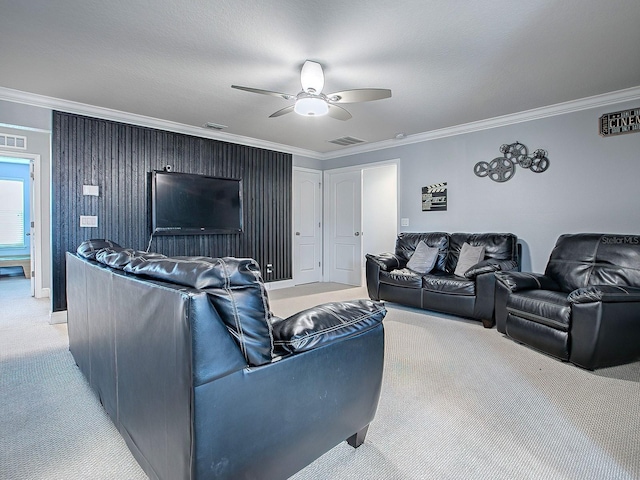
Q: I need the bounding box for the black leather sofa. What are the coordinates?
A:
[495,233,640,369]
[66,240,387,480]
[366,232,519,327]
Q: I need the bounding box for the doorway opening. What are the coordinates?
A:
[324,160,398,286]
[0,153,41,296]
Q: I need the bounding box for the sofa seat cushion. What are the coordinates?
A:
[422,272,475,296]
[506,289,571,332]
[379,268,423,288]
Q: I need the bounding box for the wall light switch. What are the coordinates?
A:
[80,215,98,228]
[401,218,409,227]
[83,185,99,196]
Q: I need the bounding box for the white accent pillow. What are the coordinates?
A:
[454,242,486,277]
[406,241,439,274]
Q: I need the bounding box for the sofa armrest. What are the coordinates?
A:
[464,259,519,279]
[272,299,386,354]
[495,271,560,292]
[365,252,404,271]
[568,285,640,304]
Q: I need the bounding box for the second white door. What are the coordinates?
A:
[325,169,362,285]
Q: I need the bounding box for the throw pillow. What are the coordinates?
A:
[454,242,486,277]
[406,240,439,274]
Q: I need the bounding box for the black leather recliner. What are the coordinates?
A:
[495,233,640,369]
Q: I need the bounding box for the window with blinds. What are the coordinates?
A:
[0,179,25,248]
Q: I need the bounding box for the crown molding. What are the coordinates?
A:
[319,85,640,160]
[2,85,639,161]
[0,86,320,158]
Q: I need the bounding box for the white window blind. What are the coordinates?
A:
[0,179,25,248]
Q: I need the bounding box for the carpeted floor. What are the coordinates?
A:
[1,277,639,479]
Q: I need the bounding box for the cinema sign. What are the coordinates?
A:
[599,107,640,137]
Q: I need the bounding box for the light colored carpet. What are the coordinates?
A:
[1,278,639,479]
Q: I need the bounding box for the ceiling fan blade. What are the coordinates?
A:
[231,85,294,100]
[326,104,352,121]
[326,88,392,103]
[269,105,295,118]
[300,60,325,94]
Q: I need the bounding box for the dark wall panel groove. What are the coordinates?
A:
[52,111,291,311]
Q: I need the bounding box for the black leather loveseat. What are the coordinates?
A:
[366,232,519,327]
[495,233,640,369]
[66,240,387,480]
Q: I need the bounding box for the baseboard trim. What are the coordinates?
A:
[36,287,50,299]
[49,310,67,325]
[265,279,296,290]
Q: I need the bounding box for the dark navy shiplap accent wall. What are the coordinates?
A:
[52,111,292,311]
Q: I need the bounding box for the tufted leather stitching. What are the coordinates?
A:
[506,306,568,331]
[219,258,248,361]
[249,262,275,360]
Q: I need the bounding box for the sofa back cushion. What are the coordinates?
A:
[448,233,518,274]
[77,239,276,367]
[124,256,276,366]
[545,233,640,292]
[77,239,122,260]
[395,233,449,272]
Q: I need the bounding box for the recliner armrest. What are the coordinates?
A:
[495,271,560,292]
[272,299,386,354]
[568,285,640,304]
[464,259,519,279]
[365,253,404,271]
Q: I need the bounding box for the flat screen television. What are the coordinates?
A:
[151,171,243,235]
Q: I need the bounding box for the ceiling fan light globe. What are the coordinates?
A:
[294,97,329,116]
[300,60,325,94]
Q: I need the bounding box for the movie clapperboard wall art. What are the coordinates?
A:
[422,182,447,211]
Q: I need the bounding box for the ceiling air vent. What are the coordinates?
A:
[0,133,27,150]
[328,136,366,146]
[203,122,228,130]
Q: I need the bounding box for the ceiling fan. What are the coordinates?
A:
[231,60,391,120]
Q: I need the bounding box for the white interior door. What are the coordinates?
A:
[325,169,362,285]
[293,168,322,284]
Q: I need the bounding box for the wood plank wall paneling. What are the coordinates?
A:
[52,111,292,312]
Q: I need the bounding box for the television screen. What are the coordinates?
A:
[151,171,243,235]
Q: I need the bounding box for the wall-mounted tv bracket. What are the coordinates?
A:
[474,142,550,182]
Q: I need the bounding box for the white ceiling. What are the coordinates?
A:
[1,0,639,157]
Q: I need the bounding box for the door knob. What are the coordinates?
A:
[354,232,360,236]
[295,232,301,235]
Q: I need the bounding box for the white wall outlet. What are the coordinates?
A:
[80,215,98,228]
[82,185,99,196]
[401,218,409,227]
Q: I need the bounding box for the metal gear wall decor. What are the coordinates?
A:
[474,142,550,183]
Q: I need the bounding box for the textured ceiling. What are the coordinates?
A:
[1,0,639,156]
